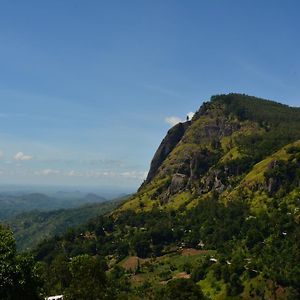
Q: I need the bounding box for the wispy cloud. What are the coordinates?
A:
[34,169,61,176]
[36,156,123,167]
[120,171,147,180]
[14,152,33,161]
[234,57,299,92]
[144,84,182,98]
[164,111,195,126]
[65,170,147,180]
[67,170,78,177]
[32,169,147,180]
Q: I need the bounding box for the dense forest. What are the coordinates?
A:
[7,199,121,250]
[1,94,300,299]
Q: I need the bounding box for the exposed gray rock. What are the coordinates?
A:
[267,177,280,194]
[214,176,226,193]
[266,160,281,194]
[144,122,191,184]
[169,173,188,195]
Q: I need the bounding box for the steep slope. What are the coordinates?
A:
[144,121,191,184]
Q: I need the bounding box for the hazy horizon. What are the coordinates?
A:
[0,182,133,199]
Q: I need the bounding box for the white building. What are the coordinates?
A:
[45,295,63,300]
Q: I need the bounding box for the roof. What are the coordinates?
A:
[45,295,63,300]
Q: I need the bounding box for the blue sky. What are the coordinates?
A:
[0,0,299,191]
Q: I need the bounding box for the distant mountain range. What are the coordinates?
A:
[0,192,106,220]
[7,199,123,250]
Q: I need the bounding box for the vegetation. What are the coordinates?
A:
[0,225,42,299]
[32,188,299,298]
[7,200,121,250]
[1,94,300,299]
[0,192,106,220]
[154,279,205,299]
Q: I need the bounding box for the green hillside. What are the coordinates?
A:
[4,94,299,299]
[7,200,121,251]
[121,93,300,212]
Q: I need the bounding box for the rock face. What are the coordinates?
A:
[145,121,191,184]
[214,175,226,193]
[169,173,188,195]
[266,160,281,194]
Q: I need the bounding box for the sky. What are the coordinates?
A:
[0,0,299,191]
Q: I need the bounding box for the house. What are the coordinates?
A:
[45,295,63,300]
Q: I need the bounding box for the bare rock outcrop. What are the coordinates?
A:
[144,122,191,184]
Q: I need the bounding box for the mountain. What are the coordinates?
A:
[0,193,60,219]
[7,199,121,251]
[83,193,106,203]
[0,192,107,220]
[121,93,300,212]
[32,94,300,299]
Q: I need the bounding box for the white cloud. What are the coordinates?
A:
[164,111,195,126]
[144,84,182,98]
[187,111,195,120]
[35,169,60,176]
[86,171,116,178]
[165,116,183,126]
[14,152,33,161]
[64,170,147,180]
[66,170,82,177]
[120,171,147,180]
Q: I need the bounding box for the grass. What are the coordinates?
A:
[220,147,241,163]
[199,270,227,300]
[167,191,192,210]
[117,249,215,288]
[118,177,171,212]
[243,140,300,187]
[219,139,300,210]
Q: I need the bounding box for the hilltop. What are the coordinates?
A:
[121,93,300,212]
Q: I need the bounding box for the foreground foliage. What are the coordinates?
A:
[0,225,42,300]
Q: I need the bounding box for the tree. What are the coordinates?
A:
[42,255,71,295]
[64,255,108,300]
[227,273,243,296]
[0,225,42,300]
[155,279,205,300]
[132,233,151,258]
